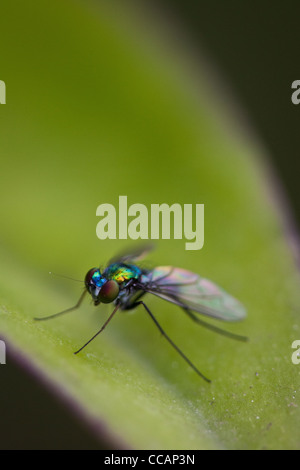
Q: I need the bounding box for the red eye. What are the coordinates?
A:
[85,268,99,289]
[98,280,119,303]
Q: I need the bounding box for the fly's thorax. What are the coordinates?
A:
[103,263,142,284]
[118,288,145,309]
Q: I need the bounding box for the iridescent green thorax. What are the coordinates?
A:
[103,263,142,284]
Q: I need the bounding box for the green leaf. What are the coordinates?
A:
[0,0,299,449]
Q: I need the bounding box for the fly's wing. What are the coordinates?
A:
[143,266,246,322]
[108,244,155,265]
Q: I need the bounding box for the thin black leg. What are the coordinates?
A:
[134,301,211,383]
[34,290,87,321]
[74,303,120,355]
[183,308,248,342]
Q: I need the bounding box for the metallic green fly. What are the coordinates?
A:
[35,246,247,382]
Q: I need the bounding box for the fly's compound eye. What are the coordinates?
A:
[98,280,119,304]
[85,268,97,289]
[85,268,101,289]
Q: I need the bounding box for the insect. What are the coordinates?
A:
[35,246,247,382]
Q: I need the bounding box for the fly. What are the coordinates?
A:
[35,246,247,382]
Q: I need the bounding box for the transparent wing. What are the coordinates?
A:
[143,266,246,322]
[108,244,155,265]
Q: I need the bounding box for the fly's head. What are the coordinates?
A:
[85,268,119,306]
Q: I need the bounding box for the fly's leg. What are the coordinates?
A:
[182,308,248,342]
[133,301,211,383]
[34,290,87,321]
[74,303,120,355]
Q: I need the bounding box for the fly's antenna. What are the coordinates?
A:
[49,272,84,283]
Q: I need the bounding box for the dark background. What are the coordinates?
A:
[152,0,300,233]
[2,0,300,449]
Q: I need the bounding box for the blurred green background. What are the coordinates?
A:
[155,0,300,242]
[0,0,300,449]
